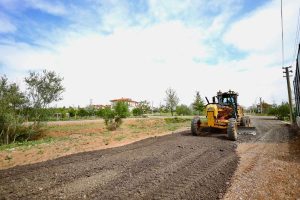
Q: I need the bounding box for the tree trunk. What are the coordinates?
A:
[6,126,10,144]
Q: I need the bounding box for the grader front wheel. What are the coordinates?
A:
[227,118,237,141]
[191,117,202,136]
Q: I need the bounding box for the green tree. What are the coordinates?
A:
[192,91,205,115]
[267,102,290,120]
[25,70,65,121]
[114,101,130,118]
[132,107,143,116]
[68,107,78,118]
[165,88,179,116]
[102,102,129,131]
[137,100,151,114]
[0,76,27,144]
[102,107,115,125]
[77,108,89,117]
[277,102,290,120]
[176,104,192,116]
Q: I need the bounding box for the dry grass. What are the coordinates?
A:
[0,118,190,170]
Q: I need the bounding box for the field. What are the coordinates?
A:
[0,117,191,170]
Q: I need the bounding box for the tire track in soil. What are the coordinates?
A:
[89,148,213,200]
[0,131,239,200]
[224,116,300,200]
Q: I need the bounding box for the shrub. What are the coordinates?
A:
[132,108,143,116]
[102,102,130,131]
[267,102,290,120]
[77,108,89,117]
[114,101,130,118]
[176,104,192,116]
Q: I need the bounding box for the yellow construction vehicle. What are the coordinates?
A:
[191,90,250,141]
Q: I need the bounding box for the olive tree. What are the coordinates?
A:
[165,88,179,116]
[0,76,27,144]
[25,70,65,122]
[138,100,151,114]
[103,102,129,131]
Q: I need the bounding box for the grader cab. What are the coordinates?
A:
[191,90,250,141]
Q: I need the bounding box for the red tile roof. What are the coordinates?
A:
[110,98,138,103]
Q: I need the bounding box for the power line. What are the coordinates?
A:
[281,0,285,68]
[290,8,300,67]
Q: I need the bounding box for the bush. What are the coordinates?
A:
[102,102,130,131]
[132,108,143,116]
[176,104,192,116]
[68,107,77,118]
[267,102,290,120]
[114,101,130,118]
[77,108,89,117]
[102,107,123,131]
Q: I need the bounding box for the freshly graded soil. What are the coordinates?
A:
[1,116,298,199]
[0,129,238,199]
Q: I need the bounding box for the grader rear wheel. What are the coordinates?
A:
[191,117,202,136]
[227,118,237,141]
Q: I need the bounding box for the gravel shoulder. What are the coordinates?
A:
[224,116,300,199]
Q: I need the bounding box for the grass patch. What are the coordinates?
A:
[47,123,101,132]
[37,150,44,155]
[0,137,69,151]
[4,155,12,161]
[164,117,191,124]
[166,124,178,131]
[103,138,110,145]
[114,135,127,141]
[63,147,71,152]
[87,132,98,137]
[101,131,111,138]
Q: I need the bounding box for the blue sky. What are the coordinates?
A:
[0,0,299,107]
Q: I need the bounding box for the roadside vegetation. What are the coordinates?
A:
[0,117,191,169]
[248,102,291,120]
[1,69,205,149]
[0,70,64,145]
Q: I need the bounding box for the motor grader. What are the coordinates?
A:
[191,90,250,141]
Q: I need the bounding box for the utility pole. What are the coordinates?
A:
[283,66,294,123]
[259,97,263,114]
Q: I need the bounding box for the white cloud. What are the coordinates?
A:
[0,0,298,108]
[25,0,67,16]
[223,0,299,63]
[0,13,16,33]
[0,0,67,16]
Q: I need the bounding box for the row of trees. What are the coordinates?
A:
[164,88,205,116]
[247,102,291,120]
[0,70,206,144]
[37,89,205,119]
[0,70,64,144]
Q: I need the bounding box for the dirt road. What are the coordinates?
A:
[0,117,298,199]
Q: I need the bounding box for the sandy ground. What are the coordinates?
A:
[224,117,300,200]
[0,118,189,170]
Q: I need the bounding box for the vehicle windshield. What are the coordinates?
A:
[221,96,235,105]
